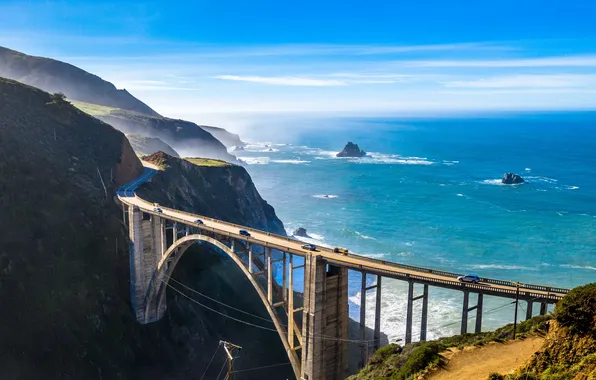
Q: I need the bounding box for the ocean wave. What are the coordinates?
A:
[471,264,538,271]
[355,231,376,240]
[238,156,269,165]
[456,193,464,197]
[566,185,579,190]
[405,241,415,246]
[243,148,280,153]
[561,264,596,271]
[525,176,558,183]
[312,194,339,199]
[525,168,532,171]
[270,159,309,164]
[482,179,504,185]
[443,160,460,166]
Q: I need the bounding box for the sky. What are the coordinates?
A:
[1,0,596,124]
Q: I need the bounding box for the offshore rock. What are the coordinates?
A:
[337,142,366,158]
[293,227,311,238]
[502,172,525,184]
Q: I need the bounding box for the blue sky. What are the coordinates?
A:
[1,0,596,123]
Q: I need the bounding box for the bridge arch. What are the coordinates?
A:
[144,234,301,379]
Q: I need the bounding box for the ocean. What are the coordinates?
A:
[232,112,596,343]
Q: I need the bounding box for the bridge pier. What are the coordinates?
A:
[540,302,548,316]
[526,301,533,320]
[405,281,430,344]
[461,292,484,334]
[301,256,349,380]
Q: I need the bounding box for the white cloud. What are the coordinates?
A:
[443,74,596,88]
[213,75,347,86]
[408,55,596,67]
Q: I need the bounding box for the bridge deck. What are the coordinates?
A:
[120,195,568,303]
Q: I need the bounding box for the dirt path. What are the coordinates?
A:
[428,337,544,380]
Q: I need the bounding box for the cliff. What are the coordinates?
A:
[200,125,245,147]
[0,46,159,116]
[138,152,285,234]
[72,101,237,162]
[0,78,295,379]
[126,133,180,158]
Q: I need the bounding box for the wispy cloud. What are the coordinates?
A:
[213,75,347,86]
[408,55,596,67]
[443,74,596,88]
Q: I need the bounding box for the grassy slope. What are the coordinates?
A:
[185,157,235,167]
[349,316,551,380]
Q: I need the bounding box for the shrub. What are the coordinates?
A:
[487,373,505,380]
[393,341,443,379]
[555,283,596,336]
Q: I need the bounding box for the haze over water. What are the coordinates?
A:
[235,112,596,342]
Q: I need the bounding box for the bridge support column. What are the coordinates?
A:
[128,206,164,323]
[374,275,382,350]
[172,222,177,243]
[475,294,483,334]
[539,302,548,316]
[420,284,429,341]
[461,291,470,334]
[248,243,253,273]
[406,280,414,344]
[301,257,349,380]
[526,301,533,320]
[360,273,368,365]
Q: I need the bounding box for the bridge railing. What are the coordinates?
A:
[120,195,570,297]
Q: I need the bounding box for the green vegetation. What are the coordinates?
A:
[71,100,120,116]
[554,282,596,337]
[503,283,596,380]
[185,157,235,167]
[349,316,550,380]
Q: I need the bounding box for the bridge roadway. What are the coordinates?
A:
[121,194,568,302]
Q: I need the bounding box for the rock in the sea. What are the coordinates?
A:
[293,227,311,238]
[336,142,366,158]
[502,172,525,184]
[232,145,244,151]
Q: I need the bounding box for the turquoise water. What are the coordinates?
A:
[235,112,596,341]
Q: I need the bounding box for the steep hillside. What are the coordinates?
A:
[0,46,159,116]
[138,152,285,234]
[126,133,180,158]
[0,77,296,379]
[72,101,237,162]
[200,124,245,147]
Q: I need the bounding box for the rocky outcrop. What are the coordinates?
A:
[502,173,525,184]
[293,227,311,238]
[232,145,245,151]
[126,133,180,158]
[337,142,366,158]
[0,46,160,116]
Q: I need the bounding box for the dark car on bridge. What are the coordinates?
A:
[457,274,481,283]
[239,229,251,237]
[194,219,204,225]
[302,243,317,251]
[153,207,163,213]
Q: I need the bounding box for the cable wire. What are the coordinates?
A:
[161,273,275,324]
[199,342,221,380]
[231,362,291,373]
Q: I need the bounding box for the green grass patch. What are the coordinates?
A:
[185,158,234,167]
[71,100,120,116]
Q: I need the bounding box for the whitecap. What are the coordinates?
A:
[237,157,269,165]
[525,176,558,183]
[561,264,596,271]
[482,179,504,185]
[355,231,376,240]
[471,264,538,271]
[456,193,464,197]
[405,242,415,247]
[270,159,309,164]
[566,186,579,190]
[525,168,531,171]
[312,194,339,199]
